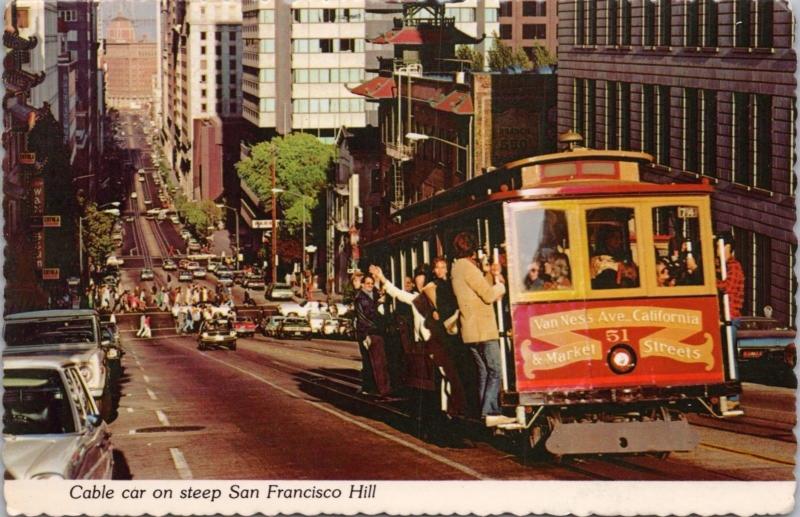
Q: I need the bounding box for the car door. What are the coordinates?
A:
[64,368,113,479]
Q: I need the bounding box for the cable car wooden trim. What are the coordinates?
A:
[502,149,655,171]
[489,182,714,203]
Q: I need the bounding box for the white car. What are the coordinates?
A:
[277,300,328,318]
[4,310,109,406]
[170,215,180,224]
[105,255,124,267]
[3,356,114,480]
[192,268,207,279]
[308,312,333,335]
[130,192,138,200]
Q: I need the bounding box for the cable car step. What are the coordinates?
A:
[545,418,699,455]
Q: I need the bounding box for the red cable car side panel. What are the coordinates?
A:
[512,296,726,392]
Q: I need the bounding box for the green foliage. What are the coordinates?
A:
[532,44,557,67]
[174,195,221,237]
[82,204,116,268]
[487,33,533,71]
[455,45,485,71]
[235,133,334,232]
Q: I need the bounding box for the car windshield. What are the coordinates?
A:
[5,318,97,347]
[285,318,306,325]
[3,369,75,434]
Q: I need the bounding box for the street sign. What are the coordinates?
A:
[251,219,278,229]
[42,268,60,280]
[43,215,61,227]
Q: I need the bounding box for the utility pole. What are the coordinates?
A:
[271,154,277,285]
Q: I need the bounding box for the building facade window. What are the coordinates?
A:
[522,24,546,39]
[684,88,700,172]
[259,9,275,23]
[260,68,275,82]
[704,0,718,46]
[500,1,513,17]
[642,84,656,155]
[607,0,618,46]
[445,7,476,22]
[733,92,752,184]
[574,78,585,137]
[371,168,381,194]
[659,0,671,46]
[686,0,700,46]
[756,0,774,47]
[587,79,596,148]
[606,81,618,149]
[657,85,670,165]
[735,0,752,47]
[485,8,499,22]
[754,94,773,190]
[500,24,512,39]
[576,0,585,45]
[621,82,631,149]
[523,1,546,16]
[260,39,275,53]
[260,98,275,112]
[644,1,656,46]
[702,90,717,177]
[790,102,797,195]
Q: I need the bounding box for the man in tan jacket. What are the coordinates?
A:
[450,231,515,427]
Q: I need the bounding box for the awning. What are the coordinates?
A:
[348,75,395,100]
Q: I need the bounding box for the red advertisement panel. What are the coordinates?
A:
[512,296,725,392]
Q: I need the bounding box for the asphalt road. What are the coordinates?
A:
[106,330,796,481]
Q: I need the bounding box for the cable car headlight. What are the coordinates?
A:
[607,344,637,374]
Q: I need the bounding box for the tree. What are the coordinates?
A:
[82,204,116,270]
[455,45,485,71]
[532,44,557,68]
[174,194,221,238]
[235,133,334,232]
[487,33,533,71]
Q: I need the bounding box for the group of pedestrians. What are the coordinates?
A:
[88,281,237,315]
[171,301,235,335]
[354,230,514,427]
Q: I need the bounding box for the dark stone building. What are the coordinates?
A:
[557,0,796,327]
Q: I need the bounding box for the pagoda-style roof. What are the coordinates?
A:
[368,24,481,46]
[347,75,396,100]
[430,89,473,115]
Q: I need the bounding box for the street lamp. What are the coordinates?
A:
[216,204,240,269]
[271,188,313,297]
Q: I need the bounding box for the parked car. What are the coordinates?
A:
[170,214,180,224]
[140,268,155,281]
[198,319,237,351]
[105,255,124,267]
[277,300,328,318]
[207,259,221,273]
[100,321,124,370]
[261,316,285,337]
[234,318,257,338]
[192,268,207,279]
[322,316,341,337]
[185,261,200,271]
[267,282,294,301]
[736,316,796,385]
[232,270,247,285]
[243,274,265,290]
[308,312,333,335]
[3,356,114,480]
[130,192,138,200]
[217,271,234,287]
[162,258,177,271]
[187,240,201,252]
[277,317,312,340]
[178,269,193,282]
[4,310,110,414]
[180,230,192,240]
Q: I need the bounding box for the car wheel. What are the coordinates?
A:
[198,343,205,351]
[230,342,237,351]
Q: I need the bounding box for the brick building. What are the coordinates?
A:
[498,0,559,60]
[104,15,157,109]
[556,0,796,326]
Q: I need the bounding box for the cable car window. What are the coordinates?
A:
[514,209,572,291]
[652,205,704,286]
[587,207,640,289]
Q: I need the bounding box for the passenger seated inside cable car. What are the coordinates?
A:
[588,208,639,289]
[519,209,573,292]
